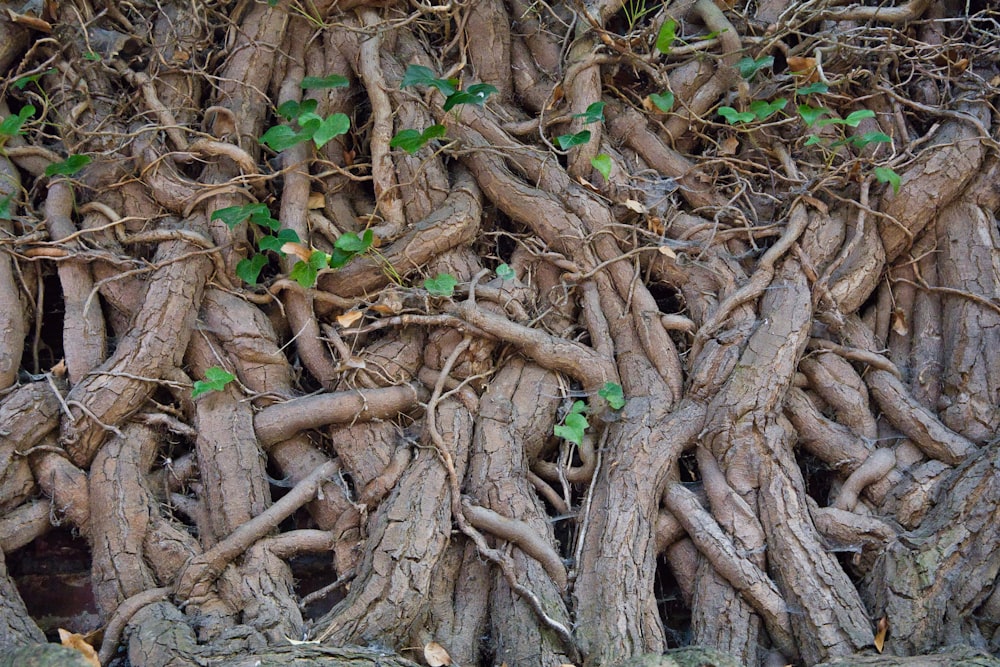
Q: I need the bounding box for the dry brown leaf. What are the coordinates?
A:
[547,84,564,111]
[719,136,740,155]
[58,629,100,667]
[336,310,365,328]
[891,308,908,336]
[424,641,452,666]
[307,192,325,209]
[343,149,356,166]
[622,199,647,214]
[874,616,888,652]
[787,56,818,83]
[802,195,829,214]
[647,216,665,235]
[658,245,677,259]
[280,242,312,263]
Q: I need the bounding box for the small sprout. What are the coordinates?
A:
[267,0,279,5]
[328,229,374,269]
[598,382,626,410]
[717,107,755,124]
[554,400,589,446]
[748,97,786,121]
[390,124,447,154]
[874,166,901,194]
[289,250,330,288]
[192,366,235,398]
[211,203,278,230]
[591,154,613,181]
[796,82,830,95]
[12,70,54,90]
[737,55,774,80]
[83,51,101,61]
[495,263,515,280]
[44,154,91,177]
[648,91,674,112]
[816,109,875,128]
[851,131,892,147]
[0,105,36,137]
[301,74,349,90]
[442,83,498,111]
[424,273,458,297]
[0,194,12,220]
[555,130,591,149]
[236,254,268,285]
[803,135,823,146]
[312,113,350,148]
[573,101,606,124]
[656,19,677,54]
[401,64,457,97]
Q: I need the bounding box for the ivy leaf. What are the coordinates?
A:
[554,400,589,445]
[44,154,91,177]
[816,109,875,128]
[0,105,34,137]
[574,101,606,124]
[335,229,374,253]
[192,366,235,398]
[717,107,755,124]
[301,74,349,89]
[424,273,458,297]
[390,124,447,154]
[400,64,457,97]
[313,113,350,148]
[803,135,823,146]
[495,263,515,280]
[555,130,591,149]
[12,70,54,90]
[656,19,677,54]
[749,97,786,121]
[442,83,498,111]
[267,0,279,5]
[236,253,269,284]
[277,100,302,120]
[290,260,319,288]
[796,82,829,95]
[591,154,613,181]
[260,124,310,151]
[874,166,901,194]
[0,194,13,220]
[258,228,301,253]
[598,382,626,409]
[648,91,674,112]
[797,104,830,127]
[850,131,893,148]
[211,203,271,229]
[84,51,101,61]
[737,55,774,80]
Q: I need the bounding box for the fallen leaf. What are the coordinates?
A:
[280,242,312,263]
[307,192,325,209]
[424,641,452,666]
[647,216,665,235]
[787,55,818,83]
[719,136,740,155]
[802,195,829,214]
[336,310,365,327]
[874,616,888,652]
[622,199,647,214]
[546,83,564,111]
[658,245,677,259]
[891,308,908,336]
[59,629,100,667]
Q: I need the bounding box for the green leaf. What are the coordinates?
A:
[301,74,349,89]
[258,228,301,253]
[308,249,330,269]
[816,109,875,128]
[0,194,12,220]
[591,154,613,181]
[442,83,498,111]
[796,82,829,95]
[12,70,54,90]
[335,229,373,253]
[555,130,591,149]
[803,135,823,146]
[211,203,271,229]
[267,0,279,6]
[797,104,830,127]
[84,51,101,61]
[554,401,589,446]
[424,272,458,297]
[656,19,677,54]
[648,91,675,112]
[290,260,318,288]
[0,105,36,137]
[390,124,446,154]
[44,154,91,177]
[192,366,235,398]
[717,106,755,124]
[850,131,893,148]
[260,124,311,151]
[277,100,301,120]
[236,254,269,284]
[737,55,774,80]
[598,382,626,409]
[874,166,901,194]
[495,263,514,280]
[400,64,457,97]
[313,113,350,148]
[749,97,786,121]
[574,101,606,124]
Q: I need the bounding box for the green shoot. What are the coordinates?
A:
[874,167,901,193]
[591,154,613,180]
[44,155,91,177]
[656,19,677,54]
[495,263,515,280]
[598,382,626,409]
[400,65,497,111]
[554,400,589,446]
[236,254,269,285]
[390,124,447,154]
[424,273,458,297]
[737,55,774,80]
[0,105,36,139]
[574,101,606,124]
[192,366,235,398]
[301,74,349,90]
[717,107,755,124]
[0,194,12,220]
[556,130,591,149]
[796,82,829,96]
[648,91,674,112]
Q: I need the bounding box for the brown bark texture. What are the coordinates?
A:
[0,1,999,666]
